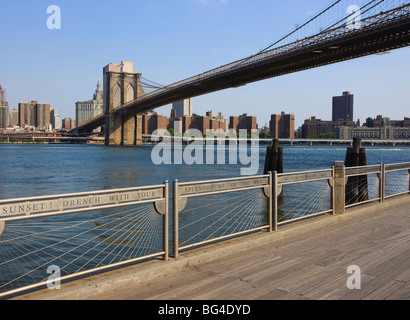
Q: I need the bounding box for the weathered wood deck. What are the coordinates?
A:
[86,196,409,301]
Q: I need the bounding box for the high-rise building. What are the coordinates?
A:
[0,85,8,107]
[270,112,295,139]
[50,109,60,130]
[229,113,257,134]
[172,99,192,118]
[76,80,103,128]
[0,106,9,129]
[18,100,52,129]
[19,101,36,127]
[11,109,19,126]
[332,91,354,122]
[36,103,51,129]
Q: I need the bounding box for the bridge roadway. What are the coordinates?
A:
[17,195,410,300]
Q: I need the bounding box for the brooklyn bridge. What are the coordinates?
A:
[72,0,410,146]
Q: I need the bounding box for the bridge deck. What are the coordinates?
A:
[87,197,409,301]
[16,196,409,300]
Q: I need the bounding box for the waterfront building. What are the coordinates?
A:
[364,115,410,128]
[229,113,257,134]
[142,111,228,136]
[18,100,52,130]
[270,112,295,139]
[142,112,170,135]
[75,80,103,128]
[61,118,75,131]
[336,125,410,140]
[172,99,193,118]
[332,91,354,122]
[301,116,359,138]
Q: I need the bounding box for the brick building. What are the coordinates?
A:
[270,112,295,139]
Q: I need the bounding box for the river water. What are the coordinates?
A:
[0,144,409,199]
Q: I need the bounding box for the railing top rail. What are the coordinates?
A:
[0,184,166,205]
[278,168,333,177]
[277,169,333,185]
[345,164,382,177]
[177,174,270,187]
[385,162,410,172]
[0,184,167,221]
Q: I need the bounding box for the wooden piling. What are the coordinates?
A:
[345,138,369,204]
[264,139,283,174]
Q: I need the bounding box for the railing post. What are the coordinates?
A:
[268,172,273,232]
[333,161,345,214]
[331,165,335,215]
[380,163,385,202]
[173,179,179,258]
[273,171,278,231]
[163,180,169,261]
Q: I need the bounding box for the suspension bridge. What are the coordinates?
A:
[72,0,410,145]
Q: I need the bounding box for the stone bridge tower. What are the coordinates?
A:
[103,61,145,146]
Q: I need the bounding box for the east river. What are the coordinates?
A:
[0,144,409,199]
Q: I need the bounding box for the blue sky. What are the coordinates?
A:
[0,0,409,128]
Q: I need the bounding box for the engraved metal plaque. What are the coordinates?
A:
[278,170,332,185]
[179,177,269,197]
[385,162,410,172]
[345,166,380,176]
[0,187,165,219]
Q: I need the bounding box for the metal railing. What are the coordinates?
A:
[1,161,409,298]
[0,183,169,298]
[173,175,272,258]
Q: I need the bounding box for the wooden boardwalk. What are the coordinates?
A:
[16,196,409,301]
[85,197,409,301]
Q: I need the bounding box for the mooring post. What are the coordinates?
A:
[333,161,346,214]
[345,138,368,204]
[264,139,283,174]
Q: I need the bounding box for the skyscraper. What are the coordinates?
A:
[172,99,192,118]
[0,85,8,107]
[332,91,354,122]
[76,80,103,128]
[0,106,9,129]
[50,109,60,130]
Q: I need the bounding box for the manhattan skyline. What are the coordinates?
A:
[0,0,409,128]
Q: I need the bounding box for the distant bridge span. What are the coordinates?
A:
[73,3,410,138]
